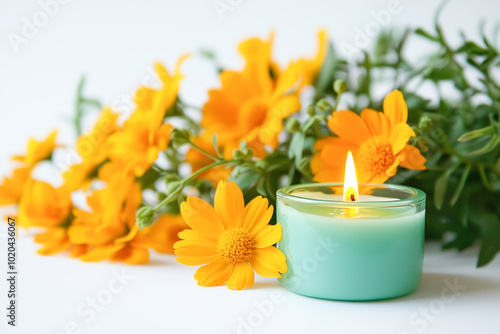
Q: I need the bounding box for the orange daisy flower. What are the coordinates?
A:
[174,181,287,290]
[201,31,326,159]
[312,90,427,183]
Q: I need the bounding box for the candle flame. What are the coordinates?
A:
[343,151,359,202]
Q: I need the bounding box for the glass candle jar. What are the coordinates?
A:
[276,183,426,301]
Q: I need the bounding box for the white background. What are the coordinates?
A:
[1,0,500,333]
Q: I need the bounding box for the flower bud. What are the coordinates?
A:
[171,129,191,148]
[333,79,347,95]
[307,104,315,116]
[285,118,301,132]
[233,148,253,162]
[136,206,155,229]
[315,99,333,113]
[418,116,433,133]
[416,137,431,153]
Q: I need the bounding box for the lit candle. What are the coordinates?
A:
[276,151,426,301]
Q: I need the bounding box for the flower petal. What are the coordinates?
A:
[312,164,346,183]
[178,229,217,242]
[389,123,415,155]
[398,145,427,170]
[328,110,372,144]
[385,159,400,177]
[174,239,218,257]
[320,137,358,167]
[214,181,245,229]
[383,90,408,128]
[253,223,282,248]
[80,244,125,262]
[227,261,255,290]
[361,108,390,137]
[250,247,287,278]
[180,197,224,238]
[112,246,150,265]
[176,254,221,266]
[243,196,273,235]
[194,259,235,287]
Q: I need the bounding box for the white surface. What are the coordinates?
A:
[0,235,499,334]
[1,1,500,333]
[1,0,500,174]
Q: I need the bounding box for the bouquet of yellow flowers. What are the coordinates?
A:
[2,17,499,289]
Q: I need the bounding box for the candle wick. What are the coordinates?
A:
[350,194,356,202]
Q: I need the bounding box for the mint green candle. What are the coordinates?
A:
[277,183,426,301]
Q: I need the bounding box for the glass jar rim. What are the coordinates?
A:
[277,183,426,208]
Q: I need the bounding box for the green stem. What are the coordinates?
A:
[478,165,495,191]
[188,139,222,161]
[178,101,202,111]
[74,78,85,136]
[152,159,235,212]
[333,92,343,111]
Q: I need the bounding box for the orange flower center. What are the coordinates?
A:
[241,100,268,131]
[217,228,255,263]
[358,136,395,175]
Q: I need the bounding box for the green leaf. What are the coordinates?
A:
[468,135,500,156]
[198,49,216,60]
[442,225,478,251]
[294,133,305,169]
[231,165,260,190]
[265,152,291,173]
[313,42,336,99]
[434,163,459,210]
[138,168,162,190]
[457,41,490,56]
[256,177,267,197]
[212,133,222,158]
[449,164,471,206]
[415,28,439,42]
[288,132,305,167]
[470,209,500,267]
[426,60,461,81]
[457,125,496,142]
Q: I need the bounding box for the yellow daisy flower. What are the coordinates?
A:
[79,215,187,265]
[174,181,287,290]
[18,179,72,228]
[34,228,88,257]
[138,214,189,254]
[295,29,328,89]
[63,108,120,190]
[0,166,31,205]
[16,179,86,257]
[1,131,60,206]
[312,90,427,183]
[69,176,141,247]
[12,130,59,166]
[107,56,188,177]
